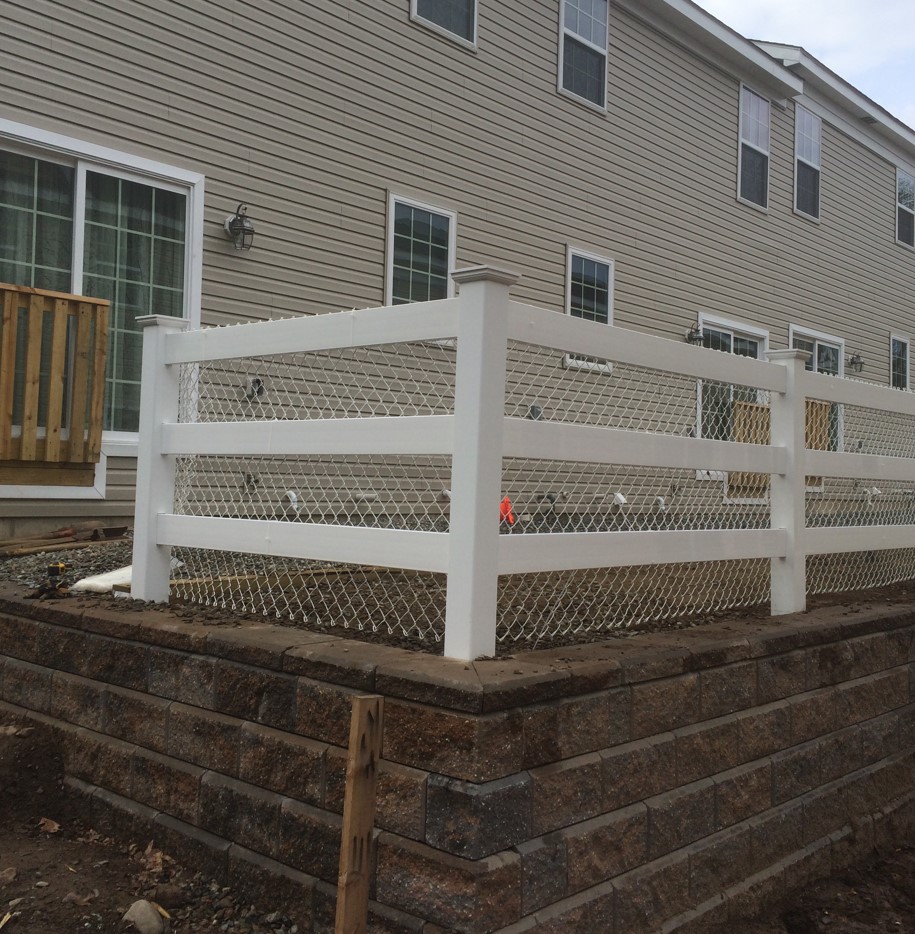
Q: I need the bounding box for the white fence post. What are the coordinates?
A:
[767,349,809,615]
[131,314,184,602]
[444,265,520,660]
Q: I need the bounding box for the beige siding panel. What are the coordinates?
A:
[2,0,915,524]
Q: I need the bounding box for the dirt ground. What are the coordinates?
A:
[0,719,303,932]
[718,842,915,933]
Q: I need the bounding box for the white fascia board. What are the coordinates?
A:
[755,42,915,163]
[616,0,803,100]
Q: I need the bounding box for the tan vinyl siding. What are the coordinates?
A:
[0,455,137,533]
[1,0,914,526]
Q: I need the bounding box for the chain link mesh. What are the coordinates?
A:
[805,394,915,595]
[166,328,915,652]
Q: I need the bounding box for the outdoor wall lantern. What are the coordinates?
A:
[224,203,255,250]
[685,324,704,345]
[846,352,865,374]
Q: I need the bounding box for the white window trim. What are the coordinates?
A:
[563,245,614,373]
[737,84,770,212]
[896,167,915,249]
[410,0,478,50]
[557,0,609,113]
[694,314,769,487]
[793,104,821,222]
[0,454,107,500]
[890,332,910,391]
[0,119,204,498]
[789,323,845,376]
[384,192,457,306]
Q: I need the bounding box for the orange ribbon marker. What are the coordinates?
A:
[500,495,516,526]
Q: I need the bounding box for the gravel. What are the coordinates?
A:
[0,539,136,591]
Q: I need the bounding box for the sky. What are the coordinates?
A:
[698,0,915,130]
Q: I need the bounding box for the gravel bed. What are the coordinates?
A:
[0,540,136,590]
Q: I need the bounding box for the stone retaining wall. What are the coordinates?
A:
[0,586,913,933]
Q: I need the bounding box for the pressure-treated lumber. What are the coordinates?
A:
[335,694,384,934]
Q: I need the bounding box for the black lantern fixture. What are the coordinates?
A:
[685,323,704,345]
[846,352,864,374]
[224,203,255,251]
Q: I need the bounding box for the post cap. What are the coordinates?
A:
[137,314,187,330]
[451,265,522,287]
[766,349,811,364]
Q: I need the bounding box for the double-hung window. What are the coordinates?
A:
[386,195,456,305]
[560,0,608,109]
[411,0,476,46]
[897,169,915,247]
[891,335,910,390]
[565,247,613,371]
[0,141,197,436]
[739,87,770,208]
[795,105,821,219]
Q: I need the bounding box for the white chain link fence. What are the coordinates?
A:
[165,326,915,651]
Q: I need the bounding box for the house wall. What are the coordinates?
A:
[0,591,913,931]
[1,0,913,526]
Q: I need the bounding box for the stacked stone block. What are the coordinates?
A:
[0,586,913,933]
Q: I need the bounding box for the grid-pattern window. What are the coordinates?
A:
[83,172,186,432]
[565,248,613,371]
[891,336,909,390]
[897,169,915,247]
[412,0,475,44]
[0,151,74,292]
[389,199,454,305]
[795,105,821,219]
[561,0,608,108]
[0,146,190,435]
[739,87,770,208]
[568,251,612,324]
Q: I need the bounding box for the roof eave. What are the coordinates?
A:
[618,0,803,99]
[756,41,915,156]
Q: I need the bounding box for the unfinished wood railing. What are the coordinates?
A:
[0,283,109,486]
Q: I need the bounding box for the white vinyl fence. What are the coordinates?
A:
[131,266,915,660]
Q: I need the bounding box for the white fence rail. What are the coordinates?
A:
[132,266,915,660]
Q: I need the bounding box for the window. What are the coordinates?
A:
[386,195,456,305]
[739,87,770,208]
[695,317,768,496]
[0,151,74,291]
[83,172,187,430]
[897,169,914,247]
[560,0,608,108]
[791,327,842,456]
[791,331,841,377]
[411,0,476,46]
[567,249,612,325]
[564,247,613,370]
[0,144,193,434]
[795,105,821,219]
[891,335,909,390]
[698,319,766,442]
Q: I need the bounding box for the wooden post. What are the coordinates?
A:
[335,694,384,934]
[444,265,520,660]
[767,349,810,615]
